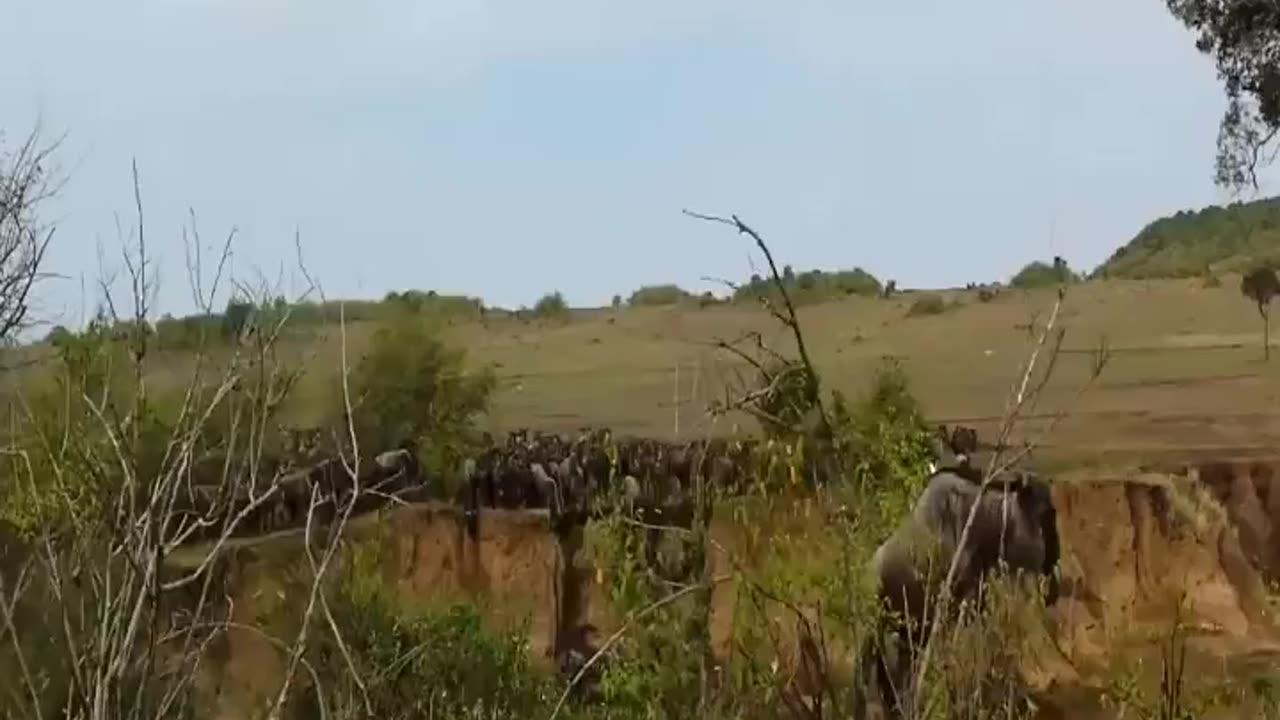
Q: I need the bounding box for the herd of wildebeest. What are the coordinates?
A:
[168,422,991,545]
[165,421,1063,719]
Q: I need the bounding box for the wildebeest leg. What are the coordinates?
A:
[853,627,894,720]
[464,473,481,539]
[876,612,921,720]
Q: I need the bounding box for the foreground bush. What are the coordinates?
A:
[348,316,495,485]
[303,540,557,719]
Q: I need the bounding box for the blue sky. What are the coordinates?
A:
[1,1,1274,326]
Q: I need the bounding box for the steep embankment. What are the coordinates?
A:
[175,463,1280,718]
[1048,470,1278,681]
[1094,195,1280,279]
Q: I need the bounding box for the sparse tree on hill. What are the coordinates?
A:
[1241,265,1280,359]
[1165,1,1280,193]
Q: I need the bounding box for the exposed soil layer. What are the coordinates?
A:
[179,463,1280,718]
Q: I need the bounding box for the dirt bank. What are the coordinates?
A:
[1043,470,1280,690]
[178,466,1280,717]
[180,504,569,720]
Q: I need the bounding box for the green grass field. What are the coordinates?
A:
[268,276,1280,467]
[12,274,1280,471]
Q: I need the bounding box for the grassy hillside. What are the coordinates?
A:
[17,277,1278,470]
[1094,195,1280,279]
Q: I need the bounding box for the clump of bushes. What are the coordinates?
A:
[627,284,694,307]
[533,291,570,320]
[833,355,935,495]
[906,293,948,316]
[735,266,883,305]
[1010,256,1077,289]
[301,540,557,719]
[347,315,495,487]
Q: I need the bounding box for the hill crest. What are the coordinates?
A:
[1094,195,1280,279]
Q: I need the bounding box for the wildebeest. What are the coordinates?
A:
[929,424,984,480]
[853,469,1060,720]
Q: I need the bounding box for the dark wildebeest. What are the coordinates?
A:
[929,424,983,481]
[853,469,1060,720]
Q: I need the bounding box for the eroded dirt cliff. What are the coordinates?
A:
[177,465,1280,718]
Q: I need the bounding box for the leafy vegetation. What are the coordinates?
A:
[1010,257,1077,288]
[834,356,935,496]
[627,284,695,307]
[734,266,882,305]
[1095,195,1280,279]
[347,315,496,484]
[534,291,571,320]
[1163,1,1280,191]
[905,293,949,317]
[1240,264,1280,360]
[302,539,558,720]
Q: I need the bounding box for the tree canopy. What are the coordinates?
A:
[734,267,881,305]
[1165,0,1280,192]
[1010,257,1076,289]
[627,284,694,307]
[1241,264,1280,312]
[1094,195,1280,279]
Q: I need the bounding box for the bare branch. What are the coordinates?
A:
[0,125,62,343]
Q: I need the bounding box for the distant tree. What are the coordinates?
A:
[44,324,71,346]
[222,297,254,340]
[627,284,692,307]
[532,291,569,320]
[349,316,495,479]
[734,267,881,304]
[1164,1,1280,192]
[611,294,623,310]
[1242,265,1280,360]
[1010,259,1074,289]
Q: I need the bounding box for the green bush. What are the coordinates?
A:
[533,291,570,320]
[834,355,934,496]
[383,290,484,322]
[348,316,495,485]
[905,293,947,317]
[1095,196,1280,280]
[304,541,557,719]
[627,284,693,307]
[734,267,882,305]
[1010,258,1075,289]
